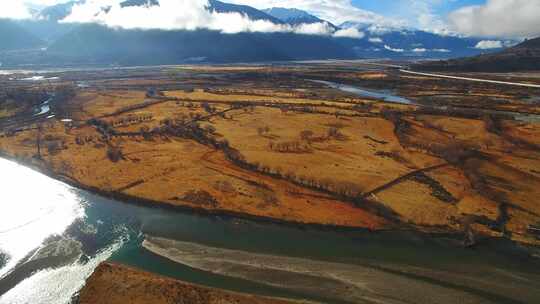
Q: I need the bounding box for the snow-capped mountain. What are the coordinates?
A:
[37,0,80,21]
[262,8,327,24]
[0,0,509,67]
[207,0,284,24]
[339,22,500,57]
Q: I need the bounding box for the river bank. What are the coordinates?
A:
[142,236,540,304]
[1,155,540,304]
[79,262,311,304]
[1,63,540,304]
[1,151,535,251]
[0,152,381,235]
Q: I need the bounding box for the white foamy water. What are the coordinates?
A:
[0,158,84,279]
[0,241,124,304]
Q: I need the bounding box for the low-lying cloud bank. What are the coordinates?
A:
[228,0,400,28]
[57,0,361,38]
[449,0,540,38]
[0,2,32,19]
[474,40,502,50]
[383,46,450,53]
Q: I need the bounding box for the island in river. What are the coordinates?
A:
[1,61,540,303]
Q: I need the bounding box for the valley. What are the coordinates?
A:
[1,61,540,303]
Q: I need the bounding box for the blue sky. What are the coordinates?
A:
[351,0,487,32]
[353,0,485,18]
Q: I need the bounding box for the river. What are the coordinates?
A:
[312,79,540,123]
[0,157,539,303]
[310,79,415,105]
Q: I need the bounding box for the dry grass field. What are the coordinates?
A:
[1,65,539,246]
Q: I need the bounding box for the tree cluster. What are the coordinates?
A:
[269,141,311,153]
[106,145,124,163]
[112,114,153,128]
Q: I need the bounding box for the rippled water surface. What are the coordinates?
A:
[0,159,83,279]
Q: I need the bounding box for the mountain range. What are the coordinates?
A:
[414,37,540,72]
[0,20,43,51]
[0,0,511,67]
[263,7,338,30]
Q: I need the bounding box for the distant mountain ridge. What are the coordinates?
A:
[207,0,284,24]
[0,19,43,51]
[45,24,358,64]
[0,0,504,67]
[37,0,79,21]
[414,37,540,72]
[338,22,491,57]
[263,7,337,29]
[120,0,159,8]
[37,0,159,21]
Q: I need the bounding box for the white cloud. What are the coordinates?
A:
[60,0,339,35]
[408,0,451,35]
[384,45,404,52]
[368,37,383,43]
[449,0,540,38]
[227,0,404,27]
[333,27,364,39]
[412,48,426,52]
[294,22,334,35]
[366,24,396,35]
[433,48,450,52]
[475,40,503,49]
[0,2,32,19]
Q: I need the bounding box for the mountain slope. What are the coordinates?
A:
[207,0,284,24]
[0,19,43,51]
[45,24,357,65]
[414,37,540,72]
[120,0,159,7]
[16,20,78,43]
[37,0,79,21]
[37,0,158,22]
[263,7,337,28]
[340,22,487,58]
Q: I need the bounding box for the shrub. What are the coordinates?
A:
[106,146,124,163]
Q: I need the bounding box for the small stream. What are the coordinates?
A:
[312,79,540,123]
[33,98,51,117]
[310,79,415,105]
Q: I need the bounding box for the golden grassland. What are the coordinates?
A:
[1,69,540,246]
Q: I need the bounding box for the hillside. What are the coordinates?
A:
[45,24,359,64]
[0,19,43,51]
[0,0,496,66]
[263,7,337,30]
[207,0,284,24]
[340,22,486,58]
[37,0,79,21]
[414,37,540,72]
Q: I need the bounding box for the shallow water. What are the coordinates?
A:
[21,76,60,82]
[310,79,415,105]
[311,80,540,123]
[0,157,539,303]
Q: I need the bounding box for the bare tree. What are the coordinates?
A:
[300,130,314,142]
